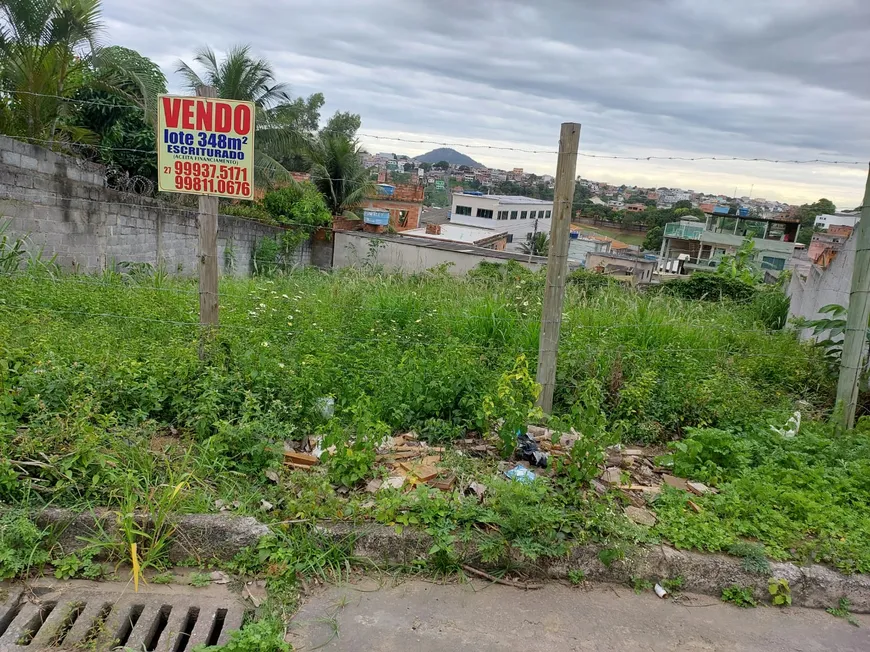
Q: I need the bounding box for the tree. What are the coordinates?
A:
[0,0,104,140]
[519,232,549,256]
[434,161,450,170]
[177,45,304,186]
[322,110,360,140]
[262,181,331,227]
[795,198,837,246]
[403,162,414,172]
[305,133,375,217]
[642,226,663,252]
[73,46,167,184]
[177,45,290,107]
[674,199,693,210]
[420,162,432,173]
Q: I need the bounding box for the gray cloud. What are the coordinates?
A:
[103,0,870,206]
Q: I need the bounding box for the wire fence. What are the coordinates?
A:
[2,89,866,165]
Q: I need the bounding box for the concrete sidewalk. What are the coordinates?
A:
[288,579,870,652]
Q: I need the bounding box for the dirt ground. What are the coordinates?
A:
[288,578,870,652]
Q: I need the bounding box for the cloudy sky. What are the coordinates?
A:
[103,0,869,207]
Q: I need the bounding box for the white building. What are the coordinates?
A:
[403,223,507,249]
[449,193,554,246]
[814,212,860,230]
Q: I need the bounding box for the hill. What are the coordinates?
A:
[416,148,484,169]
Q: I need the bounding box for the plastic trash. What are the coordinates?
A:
[315,396,335,419]
[505,465,536,483]
[516,432,548,468]
[654,583,668,598]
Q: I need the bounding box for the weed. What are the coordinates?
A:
[194,616,290,651]
[53,551,103,580]
[729,542,771,575]
[0,511,49,579]
[630,576,653,594]
[480,355,543,457]
[827,598,860,627]
[721,585,757,608]
[151,571,175,584]
[189,572,212,587]
[768,578,791,607]
[661,576,685,593]
[568,569,586,585]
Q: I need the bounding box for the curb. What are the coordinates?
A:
[24,509,870,613]
[319,522,870,613]
[32,507,270,563]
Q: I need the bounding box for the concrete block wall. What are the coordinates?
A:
[0,135,307,275]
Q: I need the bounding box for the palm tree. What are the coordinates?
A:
[305,133,375,218]
[0,0,102,139]
[176,45,290,108]
[177,45,303,187]
[519,231,550,256]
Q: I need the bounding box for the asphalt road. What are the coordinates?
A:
[288,579,870,652]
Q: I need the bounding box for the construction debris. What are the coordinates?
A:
[465,481,487,500]
[600,467,623,485]
[429,475,456,491]
[687,481,714,496]
[662,474,690,491]
[381,476,406,491]
[284,451,319,467]
[365,478,383,493]
[624,506,657,527]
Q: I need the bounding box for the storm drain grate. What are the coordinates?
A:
[0,588,245,651]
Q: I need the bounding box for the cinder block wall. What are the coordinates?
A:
[0,136,308,275]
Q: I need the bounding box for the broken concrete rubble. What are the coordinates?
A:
[624,506,657,527]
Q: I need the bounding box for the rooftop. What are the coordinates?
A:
[453,193,552,206]
[404,224,506,245]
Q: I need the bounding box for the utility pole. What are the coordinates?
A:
[835,164,870,429]
[536,123,581,413]
[197,85,219,357]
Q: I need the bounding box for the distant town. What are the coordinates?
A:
[356,147,857,287]
[361,147,792,216]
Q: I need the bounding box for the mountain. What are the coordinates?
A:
[415,148,485,169]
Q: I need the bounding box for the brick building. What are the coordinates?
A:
[362,183,424,232]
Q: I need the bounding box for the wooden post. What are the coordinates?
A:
[536,123,581,413]
[197,85,219,356]
[835,164,870,429]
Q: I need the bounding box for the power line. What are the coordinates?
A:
[2,90,864,165]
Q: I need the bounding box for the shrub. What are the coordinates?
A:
[0,511,49,580]
[721,585,757,608]
[262,182,332,228]
[220,202,273,223]
[662,272,757,302]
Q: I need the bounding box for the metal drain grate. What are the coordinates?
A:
[0,587,245,651]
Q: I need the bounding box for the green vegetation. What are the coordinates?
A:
[721,585,757,608]
[653,424,870,573]
[567,569,586,585]
[0,257,866,639]
[768,578,791,607]
[189,572,212,587]
[827,598,860,627]
[195,617,290,651]
[0,511,49,580]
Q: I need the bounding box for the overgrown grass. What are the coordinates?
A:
[0,263,853,581]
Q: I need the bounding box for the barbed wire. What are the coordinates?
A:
[2,90,864,165]
[0,188,325,232]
